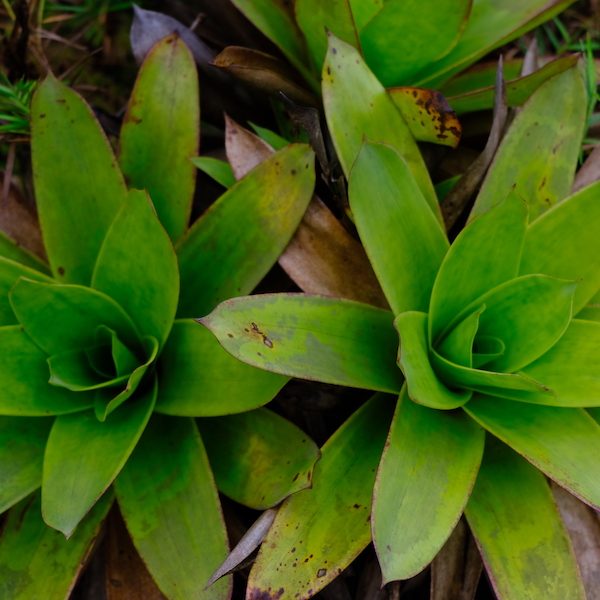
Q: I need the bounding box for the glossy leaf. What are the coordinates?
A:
[198,408,320,509]
[519,319,600,406]
[248,393,395,600]
[115,415,231,600]
[448,55,578,115]
[396,312,471,410]
[373,388,484,583]
[0,416,52,513]
[520,180,600,314]
[156,320,288,416]
[322,34,439,218]
[0,230,50,275]
[295,0,360,73]
[0,490,113,600]
[387,87,461,148]
[414,0,578,88]
[92,188,179,348]
[465,396,600,510]
[465,436,585,600]
[360,0,471,87]
[0,325,93,416]
[430,188,527,343]
[0,256,53,326]
[471,66,586,220]
[190,157,236,189]
[42,376,156,537]
[177,144,315,317]
[200,294,403,394]
[119,34,199,243]
[350,141,448,315]
[10,278,142,356]
[30,74,127,284]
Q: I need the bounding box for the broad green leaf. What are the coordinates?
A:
[436,306,483,367]
[248,393,395,600]
[190,157,235,189]
[465,396,600,510]
[177,144,315,317]
[520,180,600,314]
[449,275,576,374]
[519,319,600,406]
[0,416,53,513]
[0,490,113,600]
[322,34,440,219]
[350,141,448,315]
[249,122,290,150]
[10,278,142,356]
[472,335,505,368]
[296,0,360,73]
[229,0,317,90]
[348,0,383,30]
[414,0,578,88]
[201,294,403,393]
[471,66,586,220]
[0,256,53,326]
[448,55,579,115]
[42,376,156,537]
[118,34,199,243]
[198,408,320,509]
[439,59,523,97]
[466,436,586,600]
[30,74,127,285]
[0,230,51,274]
[360,0,471,87]
[96,324,140,377]
[155,320,288,416]
[429,188,527,342]
[115,415,231,600]
[92,189,179,348]
[395,312,471,410]
[373,387,484,583]
[0,326,93,416]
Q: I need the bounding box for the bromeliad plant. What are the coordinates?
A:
[201,38,600,600]
[0,34,321,600]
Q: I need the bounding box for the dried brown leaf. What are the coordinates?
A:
[573,145,600,193]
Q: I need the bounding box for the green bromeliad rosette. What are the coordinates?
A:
[201,38,600,600]
[0,35,321,600]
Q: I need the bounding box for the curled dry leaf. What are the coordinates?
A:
[213,47,319,107]
[573,146,600,193]
[224,117,387,307]
[0,172,47,262]
[441,57,508,230]
[551,482,600,600]
[387,87,461,148]
[205,508,279,589]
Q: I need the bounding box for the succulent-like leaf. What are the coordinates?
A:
[348,0,383,30]
[465,396,600,510]
[0,490,113,600]
[115,415,231,600]
[247,393,395,600]
[436,306,483,367]
[360,0,471,87]
[519,319,600,406]
[465,436,586,600]
[520,180,600,314]
[350,141,448,315]
[322,34,440,218]
[439,59,523,97]
[395,312,471,409]
[42,376,157,537]
[92,189,179,348]
[200,294,403,394]
[0,325,93,416]
[471,65,586,220]
[30,74,127,285]
[119,34,199,243]
[0,416,52,513]
[430,188,527,343]
[0,231,50,275]
[373,387,484,583]
[198,408,321,509]
[9,278,142,356]
[177,144,315,318]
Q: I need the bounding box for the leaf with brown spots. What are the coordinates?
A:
[387,87,461,148]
